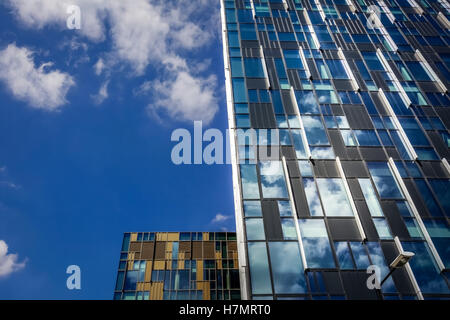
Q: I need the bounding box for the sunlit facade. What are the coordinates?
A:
[114,232,241,300]
[221,0,450,299]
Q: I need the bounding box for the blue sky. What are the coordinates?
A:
[0,0,234,299]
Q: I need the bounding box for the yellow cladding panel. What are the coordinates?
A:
[166,242,173,252]
[127,252,135,261]
[136,282,145,291]
[178,260,185,269]
[165,253,171,260]
[217,259,222,270]
[196,281,210,300]
[145,261,153,282]
[130,233,138,242]
[156,233,168,241]
[167,233,179,241]
[150,282,163,300]
[153,261,165,270]
[215,252,222,259]
[203,232,209,241]
[143,283,151,291]
[178,252,185,260]
[127,260,134,270]
[166,260,172,270]
[197,260,203,281]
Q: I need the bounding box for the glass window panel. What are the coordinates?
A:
[260,161,288,198]
[349,242,370,270]
[246,218,266,240]
[269,242,306,294]
[299,219,336,268]
[303,178,324,216]
[278,200,292,217]
[295,91,320,114]
[415,180,443,217]
[367,162,404,199]
[358,178,384,217]
[429,179,450,215]
[298,160,313,177]
[424,220,450,269]
[243,200,262,217]
[335,242,355,270]
[281,219,298,240]
[302,116,330,145]
[247,242,272,295]
[354,130,381,146]
[244,58,265,78]
[310,146,335,159]
[373,218,392,239]
[341,130,357,146]
[230,58,243,77]
[326,59,349,79]
[401,242,450,294]
[240,164,260,199]
[316,178,353,216]
[232,78,247,103]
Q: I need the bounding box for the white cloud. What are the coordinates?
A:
[211,213,233,224]
[93,58,105,76]
[91,80,109,105]
[148,71,218,124]
[0,240,26,278]
[0,44,75,110]
[6,0,219,122]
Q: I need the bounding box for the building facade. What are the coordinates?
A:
[114,232,241,300]
[220,0,450,299]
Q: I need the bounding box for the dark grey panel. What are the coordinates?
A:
[312,160,339,178]
[328,218,361,241]
[347,178,364,200]
[249,103,276,129]
[343,105,374,129]
[403,179,430,219]
[287,160,301,178]
[261,200,283,241]
[385,147,401,160]
[281,145,296,160]
[281,91,296,115]
[328,130,348,159]
[380,201,411,239]
[341,271,378,299]
[359,148,387,161]
[322,271,345,295]
[341,161,368,177]
[355,201,379,241]
[333,79,354,91]
[427,131,450,159]
[246,78,268,89]
[291,178,310,218]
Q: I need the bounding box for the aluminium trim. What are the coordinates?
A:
[338,47,360,91]
[282,156,308,270]
[378,88,418,160]
[389,158,446,272]
[290,86,312,159]
[220,0,250,300]
[393,236,424,300]
[376,48,412,107]
[442,158,450,175]
[260,46,271,89]
[415,49,448,93]
[335,157,367,241]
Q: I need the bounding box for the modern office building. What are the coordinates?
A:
[114,232,241,300]
[220,0,450,299]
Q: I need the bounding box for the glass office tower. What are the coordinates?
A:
[221,0,450,299]
[114,232,241,300]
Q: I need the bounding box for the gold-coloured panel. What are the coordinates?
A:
[144,261,153,282]
[156,232,168,241]
[153,260,165,270]
[130,233,138,241]
[197,260,203,281]
[167,232,179,241]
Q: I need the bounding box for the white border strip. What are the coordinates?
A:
[220,0,250,300]
[389,158,445,272]
[415,49,448,93]
[393,236,424,300]
[290,86,312,159]
[282,156,308,270]
[378,88,418,160]
[336,157,367,241]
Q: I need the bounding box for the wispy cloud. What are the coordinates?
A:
[0,240,26,278]
[210,213,234,231]
[5,0,220,123]
[91,80,109,105]
[0,43,75,110]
